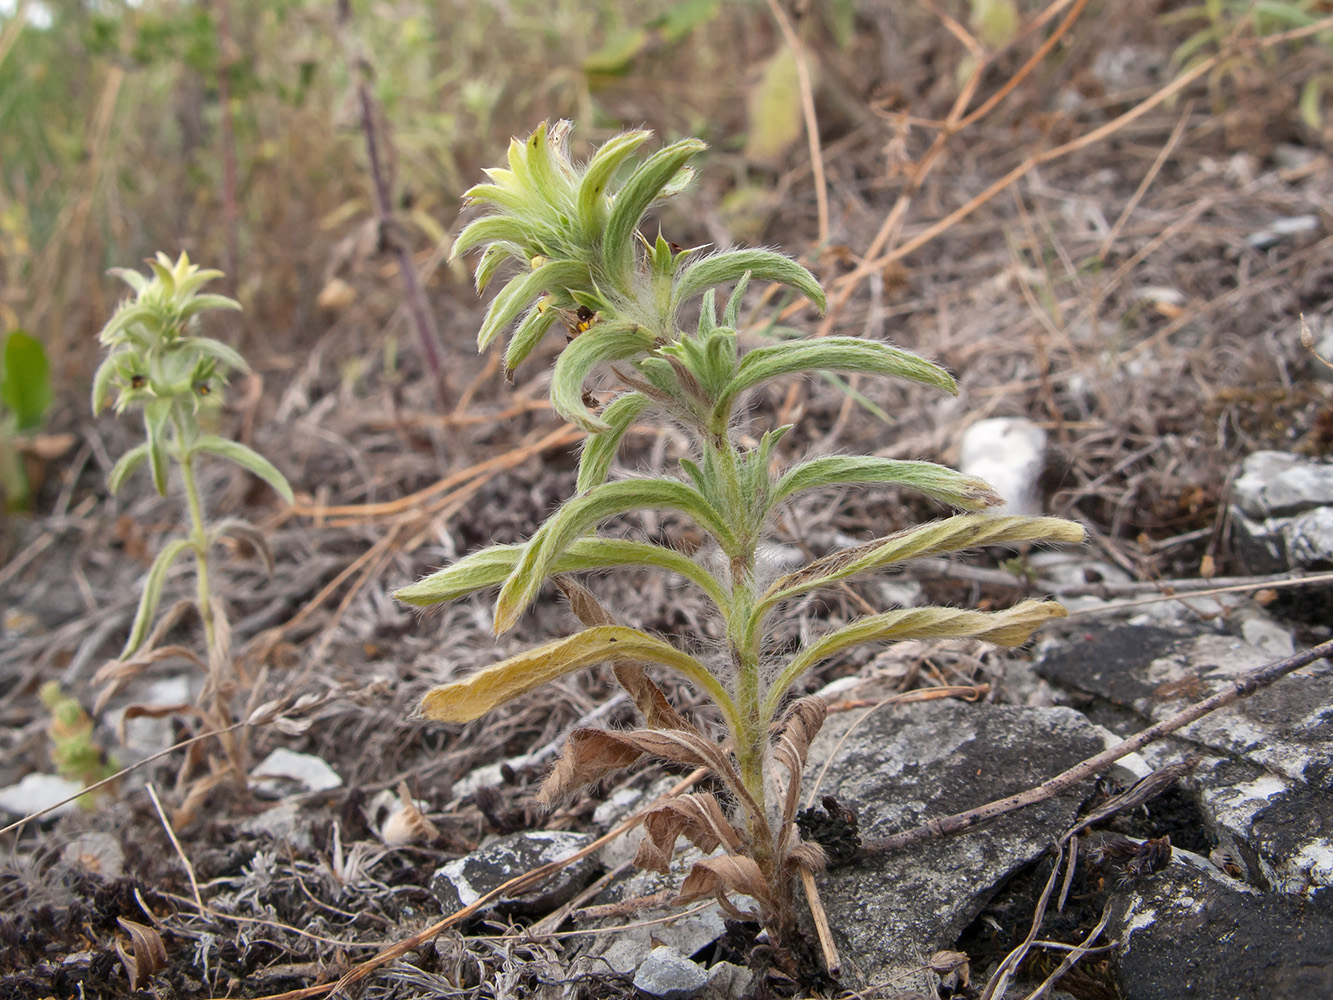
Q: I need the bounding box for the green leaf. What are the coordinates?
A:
[122,538,193,658]
[143,400,172,497]
[90,353,120,415]
[1,331,53,431]
[577,391,651,492]
[723,271,752,327]
[673,251,825,315]
[577,130,653,239]
[504,303,563,375]
[477,258,591,350]
[417,625,733,729]
[396,535,726,610]
[177,293,242,319]
[763,600,1070,717]
[474,242,521,292]
[724,338,957,409]
[773,456,1001,510]
[108,442,151,494]
[495,477,734,633]
[180,336,250,375]
[193,435,294,503]
[452,215,543,262]
[761,514,1085,609]
[604,138,707,286]
[550,321,656,431]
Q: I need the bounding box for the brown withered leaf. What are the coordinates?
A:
[93,643,208,713]
[633,792,744,872]
[772,696,827,837]
[675,854,771,908]
[554,576,696,734]
[539,727,741,807]
[115,917,167,990]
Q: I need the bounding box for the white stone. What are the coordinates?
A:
[958,418,1048,515]
[0,773,84,820]
[251,748,342,795]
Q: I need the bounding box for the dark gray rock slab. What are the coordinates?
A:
[1108,859,1333,999]
[430,830,597,918]
[1037,623,1333,894]
[803,700,1105,989]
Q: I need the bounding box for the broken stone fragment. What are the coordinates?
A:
[429,830,597,918]
[633,945,709,1000]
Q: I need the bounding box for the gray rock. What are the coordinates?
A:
[240,800,315,852]
[633,945,709,999]
[703,961,753,1000]
[1285,506,1333,567]
[583,849,727,974]
[803,700,1105,988]
[1233,451,1333,519]
[430,830,597,918]
[1107,860,1333,999]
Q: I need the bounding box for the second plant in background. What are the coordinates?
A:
[397,123,1084,978]
[92,253,292,799]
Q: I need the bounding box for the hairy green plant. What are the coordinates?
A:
[92,252,292,786]
[397,123,1083,970]
[39,681,120,806]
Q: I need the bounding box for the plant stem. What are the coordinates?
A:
[177,422,245,784]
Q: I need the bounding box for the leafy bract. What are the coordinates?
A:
[494,477,734,633]
[773,456,1001,511]
[416,625,734,727]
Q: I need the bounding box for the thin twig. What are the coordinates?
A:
[861,638,1333,855]
[147,782,204,915]
[762,0,828,246]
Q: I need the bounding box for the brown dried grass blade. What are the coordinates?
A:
[555,576,697,733]
[633,792,744,872]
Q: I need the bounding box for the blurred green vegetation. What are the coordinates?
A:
[0,0,807,393]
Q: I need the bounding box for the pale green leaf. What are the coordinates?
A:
[396,535,726,610]
[604,138,707,285]
[108,442,151,494]
[495,477,734,633]
[122,538,193,658]
[577,391,651,492]
[550,322,655,432]
[193,435,294,503]
[673,250,825,314]
[773,456,1001,510]
[477,258,590,350]
[417,625,730,726]
[722,338,956,410]
[761,514,1085,609]
[764,600,1069,716]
